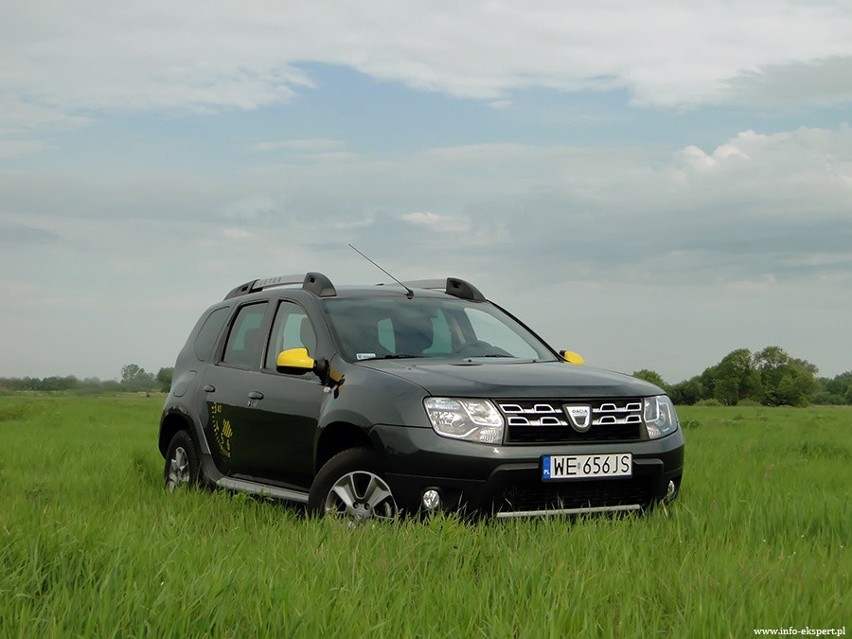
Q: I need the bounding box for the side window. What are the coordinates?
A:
[265,301,317,369]
[193,307,230,360]
[222,302,268,368]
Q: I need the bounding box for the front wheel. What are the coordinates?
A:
[308,448,399,522]
[163,430,201,491]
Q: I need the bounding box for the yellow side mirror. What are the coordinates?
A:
[560,350,585,365]
[276,347,314,374]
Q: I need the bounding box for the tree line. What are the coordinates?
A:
[634,345,851,407]
[1,346,850,407]
[0,365,173,394]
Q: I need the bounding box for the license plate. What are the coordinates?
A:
[542,453,632,480]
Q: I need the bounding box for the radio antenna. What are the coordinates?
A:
[348,243,414,299]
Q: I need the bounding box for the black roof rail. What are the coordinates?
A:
[224,272,336,300]
[402,278,485,301]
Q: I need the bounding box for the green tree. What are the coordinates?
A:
[752,346,817,407]
[711,348,761,406]
[37,376,79,391]
[714,377,739,406]
[827,371,852,396]
[632,369,669,392]
[156,367,174,392]
[814,371,852,405]
[120,364,156,392]
[669,377,703,405]
[697,365,718,401]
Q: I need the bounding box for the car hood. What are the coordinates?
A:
[357,359,661,399]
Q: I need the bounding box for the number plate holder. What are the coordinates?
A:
[541,453,632,481]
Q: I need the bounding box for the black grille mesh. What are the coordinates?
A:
[496,477,657,513]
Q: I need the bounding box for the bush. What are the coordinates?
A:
[735,399,762,407]
[811,392,847,406]
[695,398,723,407]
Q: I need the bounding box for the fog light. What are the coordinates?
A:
[422,489,441,511]
[665,480,676,501]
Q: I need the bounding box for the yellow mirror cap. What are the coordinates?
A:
[562,351,585,365]
[276,347,314,370]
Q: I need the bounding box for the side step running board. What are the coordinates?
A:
[216,476,309,504]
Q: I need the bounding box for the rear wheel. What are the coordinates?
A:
[309,448,398,522]
[163,430,201,491]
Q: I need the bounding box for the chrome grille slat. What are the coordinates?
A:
[532,404,560,413]
[593,402,642,414]
[497,398,645,444]
[501,401,569,427]
[591,400,643,427]
[592,413,642,426]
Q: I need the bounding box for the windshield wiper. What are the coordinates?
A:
[371,353,423,360]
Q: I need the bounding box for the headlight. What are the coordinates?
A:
[423,397,504,444]
[644,395,679,439]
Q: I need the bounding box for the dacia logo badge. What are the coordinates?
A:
[564,405,591,432]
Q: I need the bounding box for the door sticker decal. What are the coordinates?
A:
[210,402,233,458]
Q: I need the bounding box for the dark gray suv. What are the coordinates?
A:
[159,273,684,520]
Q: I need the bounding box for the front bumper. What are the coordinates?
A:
[370,424,684,516]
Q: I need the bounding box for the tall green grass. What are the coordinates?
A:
[0,394,849,638]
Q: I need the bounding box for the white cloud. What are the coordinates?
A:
[663,127,852,221]
[1,124,851,380]
[221,228,253,240]
[0,96,91,136]
[220,194,280,220]
[0,139,50,159]
[253,138,345,153]
[725,55,852,106]
[2,0,851,138]
[401,212,471,233]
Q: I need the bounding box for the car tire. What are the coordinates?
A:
[163,430,202,491]
[308,448,399,522]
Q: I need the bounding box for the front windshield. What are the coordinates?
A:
[323,296,557,363]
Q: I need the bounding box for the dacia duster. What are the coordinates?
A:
[159,273,684,520]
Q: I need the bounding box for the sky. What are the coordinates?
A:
[1,0,851,384]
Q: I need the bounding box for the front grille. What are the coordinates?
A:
[495,477,656,513]
[498,399,644,444]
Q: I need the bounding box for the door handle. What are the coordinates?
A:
[247,391,264,400]
[203,384,216,393]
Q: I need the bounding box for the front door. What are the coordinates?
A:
[241,301,324,489]
[202,299,326,489]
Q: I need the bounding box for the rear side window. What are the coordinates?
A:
[193,307,230,360]
[222,303,268,368]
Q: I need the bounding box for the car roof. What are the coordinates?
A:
[223,273,486,303]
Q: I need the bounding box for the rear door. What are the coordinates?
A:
[201,300,271,475]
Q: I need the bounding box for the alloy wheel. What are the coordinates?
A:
[165,446,190,491]
[324,470,398,522]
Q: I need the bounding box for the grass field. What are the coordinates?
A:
[0,394,849,638]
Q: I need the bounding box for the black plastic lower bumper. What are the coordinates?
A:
[371,424,684,516]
